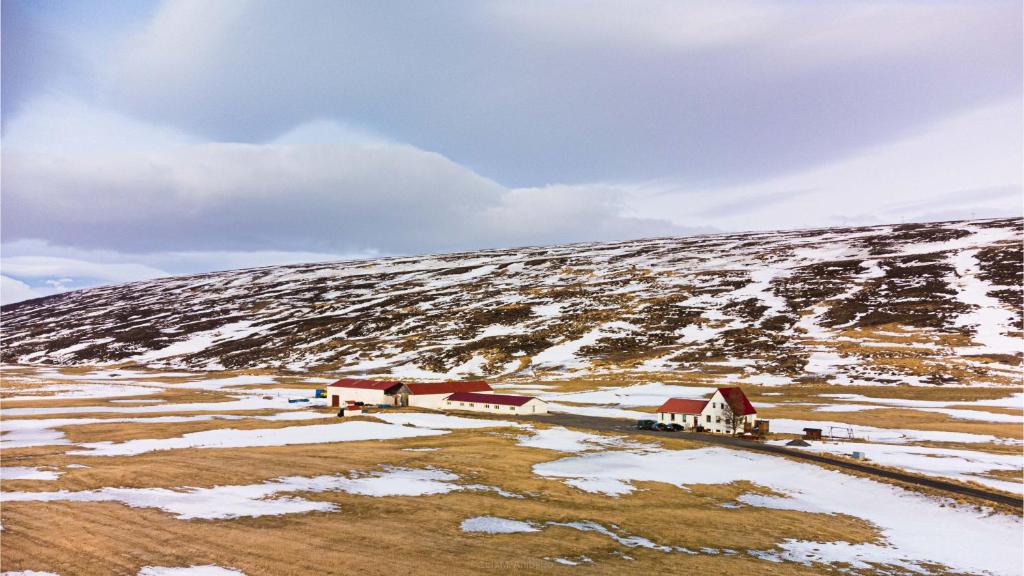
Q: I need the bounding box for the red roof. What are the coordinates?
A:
[329,378,403,391]
[717,387,757,416]
[406,381,492,395]
[657,398,709,414]
[446,392,537,406]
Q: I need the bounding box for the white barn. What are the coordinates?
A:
[327,379,404,407]
[656,387,758,434]
[406,381,493,410]
[444,392,548,415]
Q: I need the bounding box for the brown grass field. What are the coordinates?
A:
[1,365,1021,575]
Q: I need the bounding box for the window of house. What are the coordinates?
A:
[706,415,711,422]
[670,413,675,421]
[509,406,514,410]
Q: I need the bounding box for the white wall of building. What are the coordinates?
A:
[444,398,547,415]
[328,388,388,407]
[408,394,449,410]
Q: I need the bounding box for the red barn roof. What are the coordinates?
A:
[717,387,757,415]
[329,378,403,392]
[657,398,709,414]
[406,381,492,395]
[446,392,537,406]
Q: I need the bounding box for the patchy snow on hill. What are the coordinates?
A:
[2,218,1020,386]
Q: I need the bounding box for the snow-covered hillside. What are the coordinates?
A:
[2,218,1021,386]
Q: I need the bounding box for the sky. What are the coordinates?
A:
[2,0,1022,304]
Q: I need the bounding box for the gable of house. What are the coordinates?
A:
[716,387,757,416]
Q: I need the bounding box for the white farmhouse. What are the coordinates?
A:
[656,387,758,434]
[444,392,548,415]
[327,379,404,407]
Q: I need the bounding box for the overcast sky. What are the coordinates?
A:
[2,0,1022,304]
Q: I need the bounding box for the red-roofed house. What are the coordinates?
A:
[444,391,548,415]
[327,379,404,407]
[656,387,758,434]
[405,381,494,409]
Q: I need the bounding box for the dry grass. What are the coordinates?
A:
[1,430,878,575]
[2,365,1021,574]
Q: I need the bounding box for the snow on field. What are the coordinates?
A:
[772,440,1023,494]
[138,566,245,576]
[769,418,1021,445]
[1,396,313,417]
[533,447,1022,575]
[0,412,328,449]
[822,392,1024,411]
[131,320,265,364]
[1,571,61,576]
[531,322,638,369]
[1,467,495,520]
[818,395,1024,422]
[516,426,651,453]
[491,384,557,391]
[68,421,445,456]
[0,467,61,481]
[541,383,716,407]
[460,516,539,533]
[373,413,522,429]
[732,374,791,386]
[546,403,650,420]
[812,402,1024,423]
[949,248,1022,356]
[3,383,164,402]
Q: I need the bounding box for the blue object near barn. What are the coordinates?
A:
[288,398,310,404]
[315,389,327,398]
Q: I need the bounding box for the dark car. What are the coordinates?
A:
[636,419,658,430]
[668,423,684,431]
[655,422,677,432]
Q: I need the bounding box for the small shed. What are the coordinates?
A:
[444,392,547,415]
[802,428,823,441]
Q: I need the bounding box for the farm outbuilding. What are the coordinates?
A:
[656,387,758,434]
[444,392,547,415]
[405,381,493,409]
[327,379,404,407]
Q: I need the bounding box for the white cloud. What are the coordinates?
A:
[1,255,168,283]
[1,275,55,305]
[2,98,695,256]
[629,99,1023,231]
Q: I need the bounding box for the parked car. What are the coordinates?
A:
[636,419,657,430]
[655,422,676,432]
[668,423,684,431]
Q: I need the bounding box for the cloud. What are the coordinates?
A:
[0,240,385,305]
[628,100,1023,231]
[1,106,698,256]
[0,275,53,305]
[0,255,168,284]
[79,0,1020,186]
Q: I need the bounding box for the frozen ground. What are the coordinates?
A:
[138,567,245,576]
[771,440,1023,494]
[68,421,445,457]
[769,418,1021,445]
[533,446,1022,575]
[1,466,507,520]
